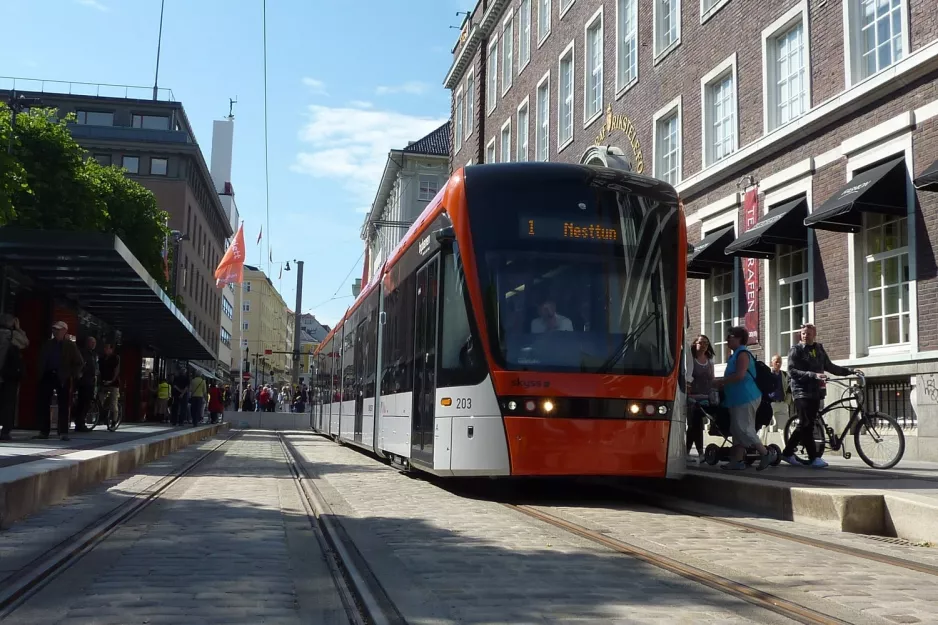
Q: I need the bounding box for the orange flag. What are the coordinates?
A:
[215,223,246,287]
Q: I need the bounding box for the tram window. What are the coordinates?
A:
[439,250,486,388]
[362,308,379,399]
[381,273,417,395]
[343,327,356,401]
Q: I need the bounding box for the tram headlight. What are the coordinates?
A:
[658,404,668,415]
[644,403,656,416]
[507,400,518,411]
[542,399,555,414]
[628,403,641,415]
[524,400,537,412]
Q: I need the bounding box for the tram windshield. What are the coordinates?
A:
[465,165,681,376]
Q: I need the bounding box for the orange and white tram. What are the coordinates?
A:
[311,162,689,478]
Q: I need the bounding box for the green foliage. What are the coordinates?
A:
[1,105,170,291]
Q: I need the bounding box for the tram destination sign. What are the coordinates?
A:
[520,216,620,242]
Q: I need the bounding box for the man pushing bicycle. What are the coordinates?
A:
[781,323,860,468]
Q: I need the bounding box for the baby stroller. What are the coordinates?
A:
[691,393,782,467]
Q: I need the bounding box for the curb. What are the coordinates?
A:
[0,422,230,528]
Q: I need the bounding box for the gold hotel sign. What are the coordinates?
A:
[594,104,645,174]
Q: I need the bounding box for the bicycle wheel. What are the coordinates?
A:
[83,403,100,431]
[783,416,826,464]
[107,403,123,432]
[854,411,905,469]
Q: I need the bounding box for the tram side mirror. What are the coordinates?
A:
[435,226,456,246]
[379,311,387,326]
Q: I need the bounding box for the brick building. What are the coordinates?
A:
[444,0,938,459]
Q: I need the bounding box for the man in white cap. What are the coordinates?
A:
[35,321,83,440]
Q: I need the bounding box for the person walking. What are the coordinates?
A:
[35,321,83,440]
[170,368,189,426]
[156,377,171,423]
[207,380,224,424]
[189,371,207,426]
[781,323,857,468]
[685,335,715,463]
[97,342,121,429]
[767,354,792,437]
[0,314,28,441]
[713,326,776,471]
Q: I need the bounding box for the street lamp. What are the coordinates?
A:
[281,259,305,387]
[169,230,190,299]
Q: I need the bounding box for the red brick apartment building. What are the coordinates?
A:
[444,0,938,459]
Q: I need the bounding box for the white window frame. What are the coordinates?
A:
[761,1,811,134]
[557,39,576,151]
[763,177,815,364]
[699,210,738,370]
[652,96,682,186]
[559,0,576,19]
[583,7,604,127]
[535,70,551,162]
[517,97,530,162]
[418,175,439,201]
[502,11,514,95]
[700,0,732,24]
[537,0,551,46]
[465,68,475,138]
[500,118,512,163]
[615,0,639,97]
[653,0,681,63]
[845,134,917,358]
[487,38,498,115]
[519,0,532,73]
[486,137,497,163]
[843,0,910,87]
[700,53,739,169]
[243,300,251,312]
[454,87,464,154]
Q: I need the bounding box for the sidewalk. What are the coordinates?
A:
[0,422,229,528]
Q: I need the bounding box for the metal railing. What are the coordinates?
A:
[865,378,917,430]
[0,76,175,102]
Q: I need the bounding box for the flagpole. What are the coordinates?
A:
[238,280,245,411]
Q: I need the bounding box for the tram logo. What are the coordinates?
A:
[418,235,431,256]
[510,378,551,389]
[594,104,645,174]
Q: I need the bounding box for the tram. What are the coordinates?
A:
[311,162,689,478]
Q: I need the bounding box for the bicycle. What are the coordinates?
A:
[80,385,124,432]
[783,372,905,469]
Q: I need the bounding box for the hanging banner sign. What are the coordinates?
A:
[741,188,761,345]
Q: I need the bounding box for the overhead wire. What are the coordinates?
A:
[262,0,271,277]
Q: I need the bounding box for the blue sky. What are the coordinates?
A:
[0,0,468,326]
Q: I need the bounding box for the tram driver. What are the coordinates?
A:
[531,299,574,334]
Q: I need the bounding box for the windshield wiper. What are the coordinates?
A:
[596,310,660,374]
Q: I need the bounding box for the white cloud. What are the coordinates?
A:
[75,0,108,10]
[291,104,447,206]
[375,81,431,96]
[301,77,328,95]
[348,100,373,109]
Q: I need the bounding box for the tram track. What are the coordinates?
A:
[0,429,242,618]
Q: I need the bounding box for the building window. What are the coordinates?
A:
[519,0,532,70]
[654,100,681,185]
[93,154,111,166]
[584,10,604,123]
[709,267,735,365]
[558,42,574,148]
[702,56,737,167]
[241,338,249,348]
[418,175,439,201]
[245,282,251,292]
[517,100,529,162]
[465,70,475,137]
[560,0,575,16]
[847,0,905,84]
[122,155,139,173]
[500,120,512,163]
[243,321,249,331]
[776,245,810,354]
[150,157,168,176]
[243,300,251,312]
[765,12,807,132]
[502,15,514,94]
[617,0,638,91]
[536,73,550,162]
[454,88,464,153]
[865,213,910,347]
[221,327,232,348]
[487,39,498,114]
[538,0,551,44]
[486,138,497,163]
[654,0,680,58]
[222,296,234,320]
[701,0,731,20]
[76,110,114,126]
[132,114,170,130]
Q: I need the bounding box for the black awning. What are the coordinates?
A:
[805,157,908,233]
[687,226,735,280]
[0,228,214,360]
[914,159,938,191]
[724,197,808,259]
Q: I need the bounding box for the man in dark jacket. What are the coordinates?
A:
[35,321,84,441]
[781,323,857,468]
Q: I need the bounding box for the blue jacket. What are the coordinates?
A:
[723,346,762,407]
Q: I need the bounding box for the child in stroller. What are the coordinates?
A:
[690,392,782,467]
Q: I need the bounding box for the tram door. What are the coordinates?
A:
[353,320,366,443]
[411,256,440,465]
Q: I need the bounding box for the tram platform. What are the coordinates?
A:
[0,422,229,528]
[640,450,938,545]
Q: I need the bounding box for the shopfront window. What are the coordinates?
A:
[776,244,809,354]
[709,267,734,364]
[865,213,910,347]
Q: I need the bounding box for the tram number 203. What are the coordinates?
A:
[455,398,471,410]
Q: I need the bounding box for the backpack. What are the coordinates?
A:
[748,354,776,428]
[2,344,23,383]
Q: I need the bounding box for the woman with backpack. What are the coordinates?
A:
[713,326,777,471]
[0,314,29,441]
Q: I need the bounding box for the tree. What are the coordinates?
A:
[1,106,171,291]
